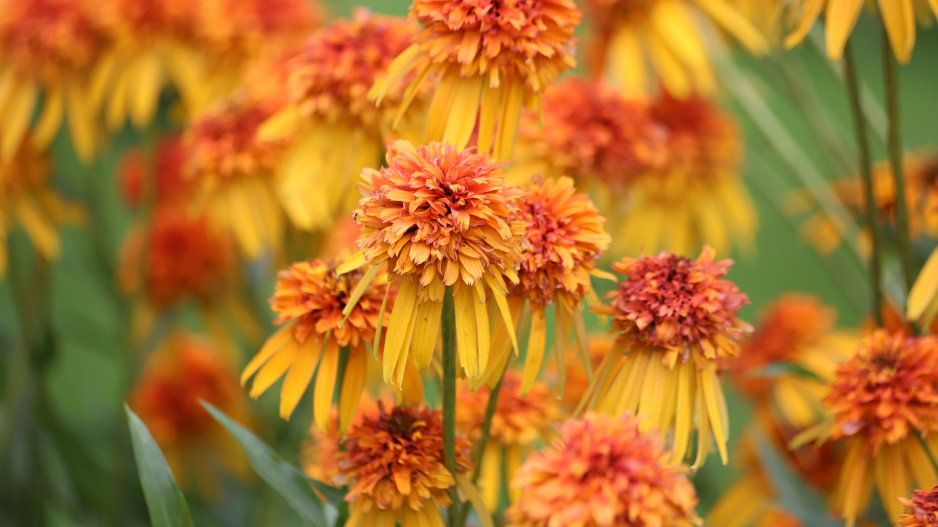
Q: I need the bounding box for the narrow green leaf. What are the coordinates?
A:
[124,404,194,527]
[201,401,327,526]
[305,476,347,507]
[746,362,824,383]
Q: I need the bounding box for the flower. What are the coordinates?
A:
[506,412,701,527]
[457,371,560,509]
[617,91,757,256]
[301,394,386,487]
[119,135,194,208]
[370,0,582,160]
[584,0,767,97]
[590,247,751,467]
[508,78,667,190]
[783,0,937,63]
[338,403,472,527]
[129,332,251,495]
[795,330,938,526]
[476,176,610,395]
[184,93,289,258]
[258,10,428,231]
[0,0,107,161]
[910,245,938,327]
[241,258,409,431]
[728,294,857,429]
[346,140,526,385]
[900,483,938,527]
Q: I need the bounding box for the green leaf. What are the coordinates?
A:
[305,477,346,507]
[201,401,328,526]
[124,405,194,527]
[746,362,824,383]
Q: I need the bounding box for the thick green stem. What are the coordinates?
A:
[441,292,458,526]
[844,43,885,326]
[883,29,916,297]
[334,345,351,432]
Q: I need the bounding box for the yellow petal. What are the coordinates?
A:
[128,51,163,129]
[694,0,769,54]
[249,340,301,398]
[33,85,64,150]
[908,246,938,321]
[493,79,524,160]
[824,0,865,61]
[342,263,383,319]
[700,364,729,464]
[672,361,695,463]
[337,251,368,275]
[411,299,443,371]
[338,347,368,434]
[383,278,418,383]
[455,474,495,527]
[312,340,339,431]
[521,307,547,395]
[453,286,480,378]
[442,75,483,150]
[1,79,36,161]
[878,0,916,63]
[257,106,302,142]
[476,84,502,154]
[783,0,825,49]
[279,339,322,421]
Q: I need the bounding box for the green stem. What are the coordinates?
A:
[334,345,351,432]
[441,292,458,527]
[883,28,916,297]
[844,42,885,326]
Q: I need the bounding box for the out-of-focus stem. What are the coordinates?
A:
[441,292,458,526]
[843,42,884,326]
[334,345,350,432]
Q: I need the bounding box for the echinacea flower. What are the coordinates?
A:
[508,78,667,190]
[301,394,386,487]
[584,0,767,97]
[618,91,757,256]
[258,10,429,231]
[0,0,106,161]
[794,330,938,526]
[900,483,938,527]
[344,140,526,385]
[129,332,251,495]
[457,371,560,510]
[476,176,611,395]
[588,247,751,467]
[370,0,582,160]
[338,403,473,527]
[185,93,289,258]
[784,0,937,63]
[506,412,702,527]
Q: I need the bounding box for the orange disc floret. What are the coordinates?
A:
[119,135,193,208]
[99,0,203,41]
[338,403,472,527]
[507,412,701,527]
[900,484,938,527]
[826,330,938,452]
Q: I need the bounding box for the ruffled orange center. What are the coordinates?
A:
[900,484,938,527]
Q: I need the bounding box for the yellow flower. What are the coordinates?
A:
[241,258,397,432]
[258,10,429,231]
[345,140,526,386]
[589,247,751,467]
[370,0,582,160]
[584,0,767,97]
[909,245,938,327]
[476,176,611,395]
[784,0,937,63]
[0,0,107,161]
[507,412,702,527]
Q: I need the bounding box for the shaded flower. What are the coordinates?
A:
[338,403,472,527]
[119,135,194,208]
[345,140,526,385]
[370,0,582,160]
[900,483,938,527]
[584,0,767,97]
[258,10,429,231]
[589,247,751,467]
[506,412,701,527]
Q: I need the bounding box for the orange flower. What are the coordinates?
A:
[119,135,194,208]
[301,395,385,487]
[900,483,938,527]
[370,0,582,160]
[338,403,472,527]
[129,333,251,495]
[202,0,323,65]
[507,412,701,527]
[478,176,610,395]
[346,140,526,385]
[589,247,751,467]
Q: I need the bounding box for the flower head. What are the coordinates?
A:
[119,135,194,208]
[203,0,323,60]
[370,0,582,159]
[351,140,526,384]
[338,403,472,527]
[242,257,392,430]
[507,412,701,527]
[900,484,938,527]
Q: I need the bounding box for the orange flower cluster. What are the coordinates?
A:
[120,135,194,208]
[507,412,701,527]
[900,484,938,527]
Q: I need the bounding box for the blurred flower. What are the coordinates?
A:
[119,135,194,208]
[241,257,399,431]
[258,10,428,231]
[477,176,610,395]
[0,139,76,275]
[783,0,937,63]
[553,335,615,413]
[584,0,767,97]
[0,0,106,161]
[301,395,383,488]
[900,483,938,527]
[129,332,250,495]
[506,412,701,527]
[457,371,559,510]
[796,330,938,525]
[184,92,289,258]
[590,247,751,467]
[346,140,526,386]
[370,0,581,160]
[338,403,472,527]
[727,294,857,430]
[618,92,757,256]
[509,78,667,190]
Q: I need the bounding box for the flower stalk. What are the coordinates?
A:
[441,291,459,526]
